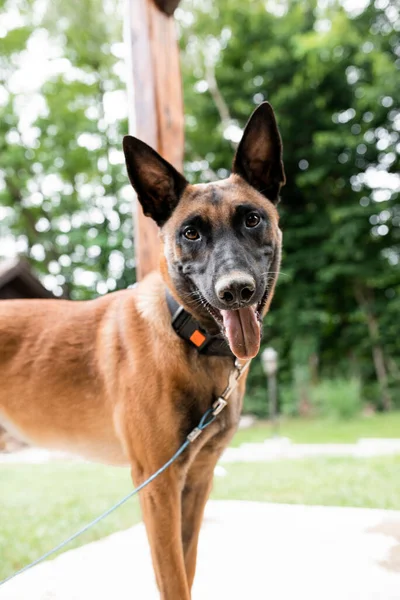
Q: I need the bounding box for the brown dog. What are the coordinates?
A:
[0,102,285,598]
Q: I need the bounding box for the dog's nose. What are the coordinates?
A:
[215,273,256,306]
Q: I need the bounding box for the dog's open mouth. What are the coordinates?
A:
[198,288,269,360]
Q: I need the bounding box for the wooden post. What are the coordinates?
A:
[125,0,184,280]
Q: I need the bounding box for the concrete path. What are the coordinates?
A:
[2,501,400,600]
[222,437,400,462]
[3,437,400,465]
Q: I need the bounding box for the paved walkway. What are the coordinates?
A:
[0,448,76,464]
[2,437,400,465]
[222,437,400,462]
[2,501,400,600]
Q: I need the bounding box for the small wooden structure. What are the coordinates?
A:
[0,258,55,300]
[126,0,184,279]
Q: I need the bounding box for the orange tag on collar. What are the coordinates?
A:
[190,330,206,347]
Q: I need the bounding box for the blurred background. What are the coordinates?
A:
[1,0,398,417]
[1,0,400,582]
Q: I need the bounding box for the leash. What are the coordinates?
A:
[0,358,250,588]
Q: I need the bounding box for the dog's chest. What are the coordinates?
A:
[175,362,244,440]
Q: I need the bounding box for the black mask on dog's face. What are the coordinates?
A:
[123,103,285,359]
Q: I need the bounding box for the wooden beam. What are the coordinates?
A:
[126,0,184,280]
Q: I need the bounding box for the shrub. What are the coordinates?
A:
[279,386,298,417]
[243,387,269,418]
[310,378,362,420]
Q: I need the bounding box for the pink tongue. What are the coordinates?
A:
[221,307,261,360]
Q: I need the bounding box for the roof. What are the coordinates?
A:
[153,0,181,16]
[0,258,56,299]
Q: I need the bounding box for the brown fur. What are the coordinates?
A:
[0,272,250,598]
[0,102,284,598]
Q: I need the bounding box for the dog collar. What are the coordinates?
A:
[166,290,234,358]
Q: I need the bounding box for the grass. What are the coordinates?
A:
[0,463,140,581]
[213,456,400,509]
[2,453,400,580]
[232,411,400,446]
[2,412,400,580]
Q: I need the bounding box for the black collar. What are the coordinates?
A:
[166,290,234,358]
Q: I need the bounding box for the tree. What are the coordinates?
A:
[0,0,134,299]
[178,0,400,409]
[1,0,398,410]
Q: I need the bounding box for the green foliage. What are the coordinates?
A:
[242,385,269,418]
[247,377,363,420]
[0,0,134,299]
[310,378,362,419]
[279,386,298,417]
[178,0,400,409]
[0,0,399,408]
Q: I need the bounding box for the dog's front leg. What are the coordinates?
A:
[181,431,234,590]
[132,464,191,600]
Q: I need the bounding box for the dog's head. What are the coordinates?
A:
[123,102,285,360]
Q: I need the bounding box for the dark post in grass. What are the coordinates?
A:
[125,0,184,280]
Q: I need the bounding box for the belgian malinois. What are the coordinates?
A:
[0,102,285,598]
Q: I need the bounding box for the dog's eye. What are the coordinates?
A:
[245,212,261,228]
[183,227,200,241]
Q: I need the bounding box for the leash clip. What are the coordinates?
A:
[234,358,251,379]
[212,397,228,416]
[219,360,251,403]
[187,427,203,443]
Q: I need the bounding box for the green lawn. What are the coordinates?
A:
[232,411,400,446]
[2,413,400,581]
[2,453,400,581]
[213,456,400,508]
[0,463,140,582]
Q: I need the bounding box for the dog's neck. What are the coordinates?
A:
[166,285,221,336]
[160,262,221,336]
[165,288,234,358]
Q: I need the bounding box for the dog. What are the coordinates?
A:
[0,101,285,599]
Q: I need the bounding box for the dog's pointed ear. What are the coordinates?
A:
[232,102,285,204]
[123,136,188,226]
